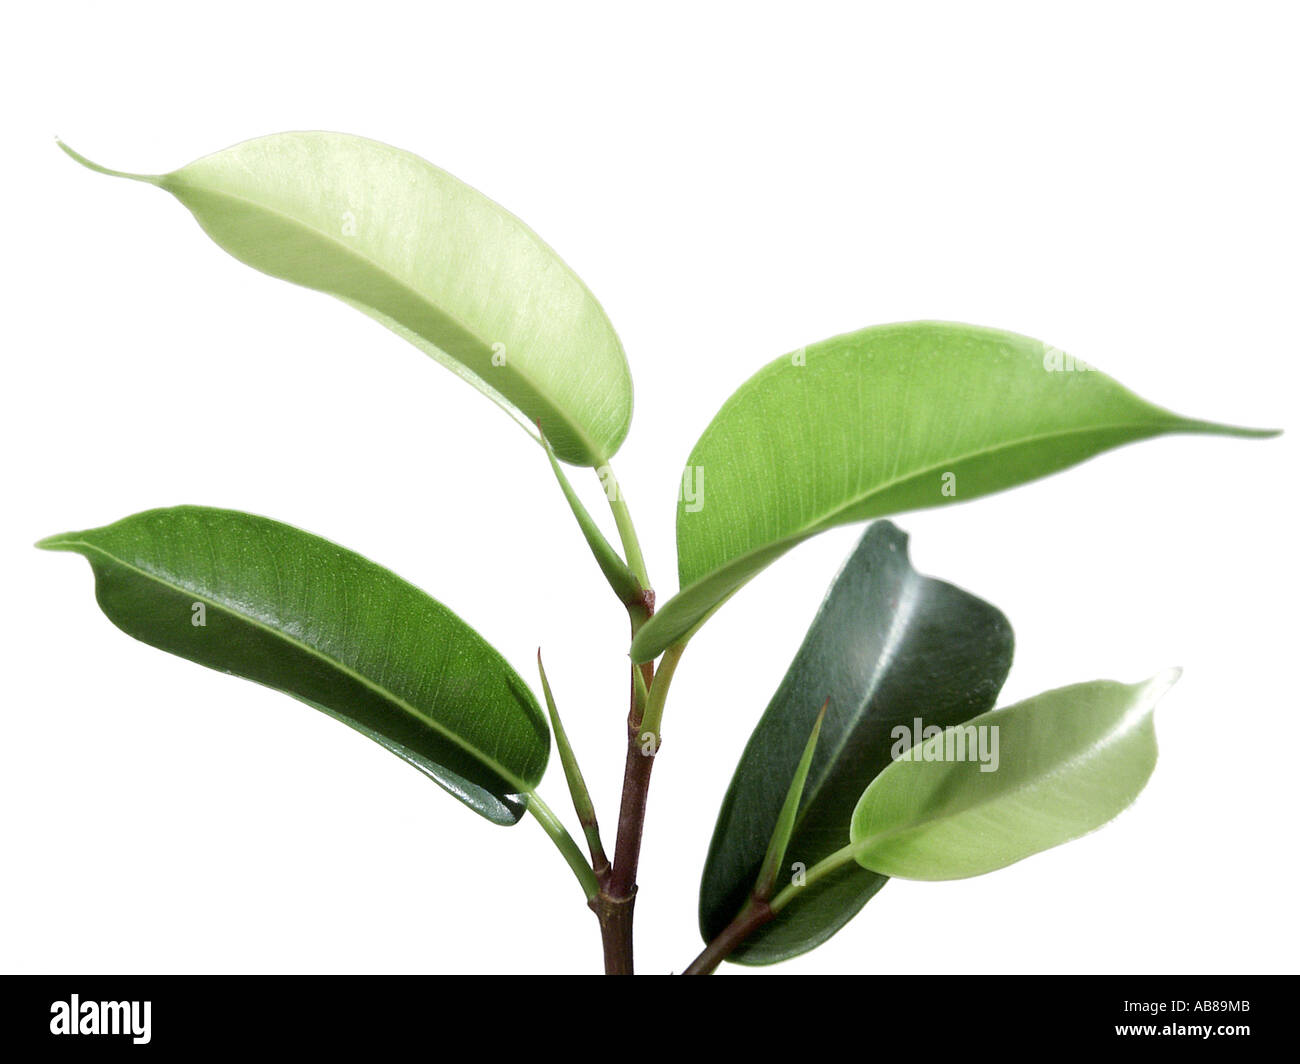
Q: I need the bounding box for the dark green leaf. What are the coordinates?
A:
[699,521,1013,963]
[38,506,548,825]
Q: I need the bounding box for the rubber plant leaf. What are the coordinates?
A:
[38,505,549,825]
[699,521,1013,964]
[632,321,1275,660]
[60,133,633,466]
[849,671,1179,879]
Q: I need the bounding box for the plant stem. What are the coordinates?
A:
[527,792,599,902]
[683,842,861,973]
[607,639,685,912]
[589,890,637,975]
[633,661,649,718]
[599,462,650,593]
[769,841,857,913]
[598,462,656,635]
[682,899,775,975]
[638,641,685,746]
[595,647,655,973]
[542,462,671,973]
[564,464,660,974]
[539,435,643,609]
[609,692,657,899]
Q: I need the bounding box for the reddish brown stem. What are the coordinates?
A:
[682,899,775,975]
[590,890,636,975]
[594,616,657,974]
[609,669,656,898]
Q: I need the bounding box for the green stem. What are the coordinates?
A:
[684,839,860,974]
[527,792,599,902]
[599,462,650,593]
[632,662,649,719]
[769,841,858,915]
[538,433,643,608]
[638,641,685,746]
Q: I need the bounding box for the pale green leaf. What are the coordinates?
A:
[60,133,633,466]
[849,671,1180,879]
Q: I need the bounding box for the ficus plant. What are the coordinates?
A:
[44,132,1277,975]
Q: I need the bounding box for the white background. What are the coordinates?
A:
[2,2,1296,975]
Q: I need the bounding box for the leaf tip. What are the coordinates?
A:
[1223,425,1282,441]
[535,651,556,714]
[1145,666,1183,699]
[1178,415,1283,441]
[56,139,159,185]
[813,696,829,733]
[34,532,76,552]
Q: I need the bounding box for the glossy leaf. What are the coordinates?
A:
[38,506,549,825]
[850,671,1179,879]
[60,134,633,466]
[699,522,1013,964]
[632,321,1275,660]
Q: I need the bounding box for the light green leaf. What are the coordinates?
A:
[631,321,1276,661]
[38,506,549,825]
[60,133,633,466]
[849,671,1180,880]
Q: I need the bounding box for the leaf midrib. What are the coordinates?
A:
[678,416,1201,594]
[54,537,536,794]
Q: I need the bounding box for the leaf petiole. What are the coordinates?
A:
[526,791,600,903]
[597,462,651,600]
[538,431,643,611]
[769,842,858,915]
[683,842,858,975]
[638,641,685,747]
